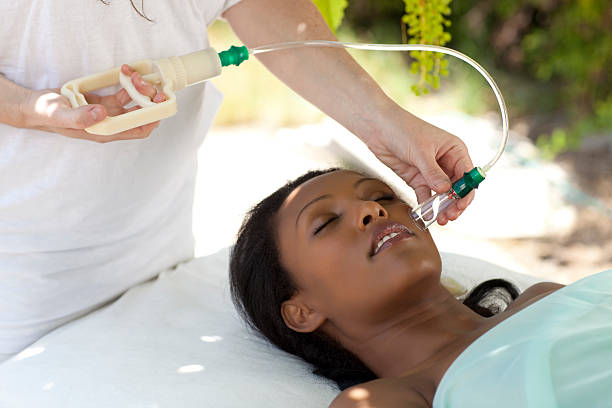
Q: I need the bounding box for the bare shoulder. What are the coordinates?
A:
[521,281,565,298]
[330,378,429,408]
[511,281,565,310]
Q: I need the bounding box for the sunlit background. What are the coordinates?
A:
[1,2,611,405]
[194,0,611,284]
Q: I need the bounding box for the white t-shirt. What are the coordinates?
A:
[0,0,242,357]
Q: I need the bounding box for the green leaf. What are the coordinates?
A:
[433,76,440,89]
[312,0,348,34]
[403,0,453,96]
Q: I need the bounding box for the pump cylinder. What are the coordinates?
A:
[153,47,222,92]
[411,190,458,230]
[411,166,486,230]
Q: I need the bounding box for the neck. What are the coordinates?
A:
[334,284,491,378]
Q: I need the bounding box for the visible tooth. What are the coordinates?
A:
[375,231,404,254]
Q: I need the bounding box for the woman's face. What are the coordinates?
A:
[277,170,441,329]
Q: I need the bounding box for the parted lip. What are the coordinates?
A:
[370,222,415,257]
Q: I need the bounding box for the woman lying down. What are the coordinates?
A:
[230,169,612,407]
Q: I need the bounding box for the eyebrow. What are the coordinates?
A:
[294,177,382,227]
[295,194,332,227]
[353,177,379,189]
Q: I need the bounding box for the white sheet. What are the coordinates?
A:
[0,249,544,407]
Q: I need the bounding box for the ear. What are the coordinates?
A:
[281,294,326,333]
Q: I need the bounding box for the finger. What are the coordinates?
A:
[113,88,133,107]
[42,125,130,143]
[124,105,140,113]
[438,146,473,181]
[121,64,136,77]
[455,191,475,211]
[84,93,101,105]
[454,156,473,177]
[45,126,98,140]
[444,203,461,221]
[83,90,130,117]
[415,185,432,205]
[52,104,107,129]
[115,121,160,141]
[414,154,451,194]
[444,193,472,221]
[131,72,157,99]
[444,157,473,184]
[96,120,161,142]
[453,209,465,221]
[152,88,168,103]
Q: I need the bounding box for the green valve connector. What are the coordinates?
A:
[412,166,486,230]
[451,167,486,198]
[218,45,249,67]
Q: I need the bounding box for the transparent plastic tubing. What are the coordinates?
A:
[250,40,508,173]
[251,41,509,230]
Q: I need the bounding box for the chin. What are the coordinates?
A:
[393,247,442,283]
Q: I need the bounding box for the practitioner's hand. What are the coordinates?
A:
[367,111,475,225]
[19,65,167,143]
[120,64,168,104]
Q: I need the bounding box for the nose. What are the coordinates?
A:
[357,201,388,231]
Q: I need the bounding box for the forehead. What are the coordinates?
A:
[279,170,384,218]
[280,170,364,215]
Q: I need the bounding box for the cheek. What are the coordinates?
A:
[293,240,371,306]
[295,239,360,286]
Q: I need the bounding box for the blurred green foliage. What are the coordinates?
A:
[312,0,349,33]
[210,0,457,126]
[452,0,611,155]
[209,22,326,126]
[341,0,611,155]
[212,0,610,156]
[312,0,453,95]
[402,0,452,95]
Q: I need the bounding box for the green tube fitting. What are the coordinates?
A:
[218,45,249,67]
[451,167,486,198]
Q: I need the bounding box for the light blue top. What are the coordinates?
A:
[433,270,612,408]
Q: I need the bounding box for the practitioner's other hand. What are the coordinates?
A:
[367,111,475,225]
[20,64,167,143]
[120,64,168,104]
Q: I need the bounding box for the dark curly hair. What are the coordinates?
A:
[229,169,519,390]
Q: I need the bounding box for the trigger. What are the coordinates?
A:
[119,71,156,107]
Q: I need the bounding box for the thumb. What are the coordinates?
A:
[53,104,107,129]
[415,155,451,193]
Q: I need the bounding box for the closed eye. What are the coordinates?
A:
[374,195,395,202]
[314,216,339,235]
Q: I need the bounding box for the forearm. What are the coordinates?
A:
[224,0,407,145]
[225,0,477,218]
[0,74,29,128]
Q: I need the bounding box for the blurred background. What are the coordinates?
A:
[193,0,611,284]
